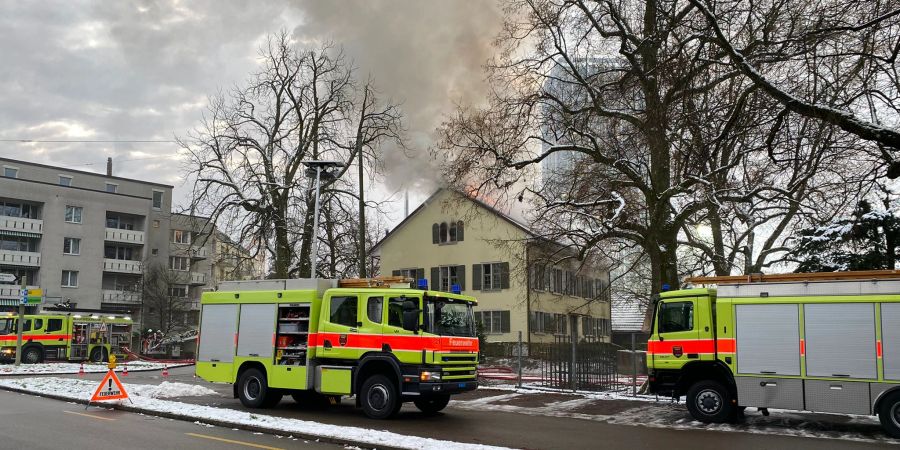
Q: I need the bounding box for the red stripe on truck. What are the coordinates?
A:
[647,339,716,355]
[878,340,883,358]
[0,334,71,341]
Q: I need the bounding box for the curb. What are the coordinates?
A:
[0,384,405,450]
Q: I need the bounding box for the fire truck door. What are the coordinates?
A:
[651,298,701,370]
[321,294,361,360]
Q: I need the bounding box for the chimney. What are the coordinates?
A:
[106,157,113,176]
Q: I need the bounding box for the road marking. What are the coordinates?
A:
[185,433,283,450]
[63,410,116,421]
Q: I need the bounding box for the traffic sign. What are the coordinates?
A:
[0,273,15,283]
[19,288,42,305]
[89,369,129,404]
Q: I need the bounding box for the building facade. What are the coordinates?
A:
[373,189,612,351]
[0,157,215,331]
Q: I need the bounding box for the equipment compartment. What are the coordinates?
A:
[275,304,310,366]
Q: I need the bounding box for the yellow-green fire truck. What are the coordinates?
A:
[647,270,900,438]
[196,278,479,419]
[0,312,133,364]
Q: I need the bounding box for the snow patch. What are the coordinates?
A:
[0,361,190,376]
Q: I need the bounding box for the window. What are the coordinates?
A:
[61,270,78,287]
[658,301,694,333]
[173,230,191,244]
[105,183,118,193]
[63,237,80,255]
[152,190,163,209]
[366,296,383,324]
[475,310,510,334]
[46,319,63,333]
[3,167,17,178]
[433,220,464,244]
[170,256,190,271]
[64,205,83,223]
[168,285,188,298]
[479,263,504,290]
[106,215,134,230]
[439,222,448,243]
[152,220,160,228]
[438,265,463,292]
[151,248,159,256]
[329,296,358,327]
[59,175,72,186]
[0,236,36,252]
[105,245,135,260]
[531,311,569,335]
[388,297,412,328]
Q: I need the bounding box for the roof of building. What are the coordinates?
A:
[611,298,648,332]
[371,188,535,252]
[0,156,174,188]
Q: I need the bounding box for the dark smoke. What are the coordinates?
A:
[291,0,503,194]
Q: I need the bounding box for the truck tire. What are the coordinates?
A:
[686,380,735,424]
[238,367,280,408]
[22,346,43,364]
[89,347,108,363]
[414,395,450,415]
[360,374,399,419]
[878,390,900,438]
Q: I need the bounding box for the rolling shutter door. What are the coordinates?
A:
[237,303,277,358]
[804,303,876,379]
[735,304,800,376]
[882,303,900,381]
[198,304,238,363]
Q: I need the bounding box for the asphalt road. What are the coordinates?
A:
[0,388,341,450]
[52,365,895,450]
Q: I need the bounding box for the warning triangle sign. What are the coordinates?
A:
[90,369,129,402]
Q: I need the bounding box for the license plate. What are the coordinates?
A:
[458,383,466,388]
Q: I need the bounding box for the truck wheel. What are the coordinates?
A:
[22,346,43,364]
[360,374,399,419]
[238,368,277,408]
[686,380,735,424]
[878,390,900,438]
[89,347,108,363]
[414,395,450,414]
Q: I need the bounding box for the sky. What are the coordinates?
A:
[0,0,503,226]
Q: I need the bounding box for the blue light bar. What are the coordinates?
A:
[661,283,671,292]
[417,279,428,290]
[451,284,461,294]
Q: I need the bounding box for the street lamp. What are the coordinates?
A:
[300,160,345,278]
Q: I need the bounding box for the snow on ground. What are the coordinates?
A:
[129,381,217,399]
[0,361,191,376]
[457,385,897,446]
[0,377,511,450]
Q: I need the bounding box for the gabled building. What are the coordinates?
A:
[373,189,611,352]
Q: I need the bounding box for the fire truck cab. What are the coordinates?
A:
[196,278,479,419]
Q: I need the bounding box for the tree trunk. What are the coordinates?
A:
[296,190,316,278]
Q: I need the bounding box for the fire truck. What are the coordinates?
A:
[647,270,900,438]
[0,312,133,364]
[195,278,479,419]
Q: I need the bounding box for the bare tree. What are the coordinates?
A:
[181,32,402,279]
[141,260,192,337]
[437,0,880,292]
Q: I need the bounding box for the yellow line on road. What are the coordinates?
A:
[185,432,283,450]
[63,410,116,421]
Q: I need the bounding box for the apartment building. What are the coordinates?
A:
[373,189,612,352]
[0,157,215,330]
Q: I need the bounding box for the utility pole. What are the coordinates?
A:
[356,140,367,278]
[14,275,26,366]
[301,160,345,279]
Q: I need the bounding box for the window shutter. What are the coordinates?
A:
[457,265,466,291]
[472,264,482,291]
[501,310,511,333]
[457,221,464,241]
[430,267,439,290]
[392,269,401,276]
[500,262,510,289]
[432,224,439,244]
[415,268,425,282]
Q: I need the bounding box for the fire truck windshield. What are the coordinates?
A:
[423,297,476,337]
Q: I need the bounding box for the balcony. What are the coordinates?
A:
[103,259,142,274]
[0,216,42,235]
[0,250,41,267]
[102,290,142,304]
[190,272,206,285]
[172,245,209,260]
[105,228,145,245]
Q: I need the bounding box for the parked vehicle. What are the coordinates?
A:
[0,312,132,363]
[647,270,900,438]
[195,278,479,419]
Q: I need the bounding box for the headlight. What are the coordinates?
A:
[420,371,442,382]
